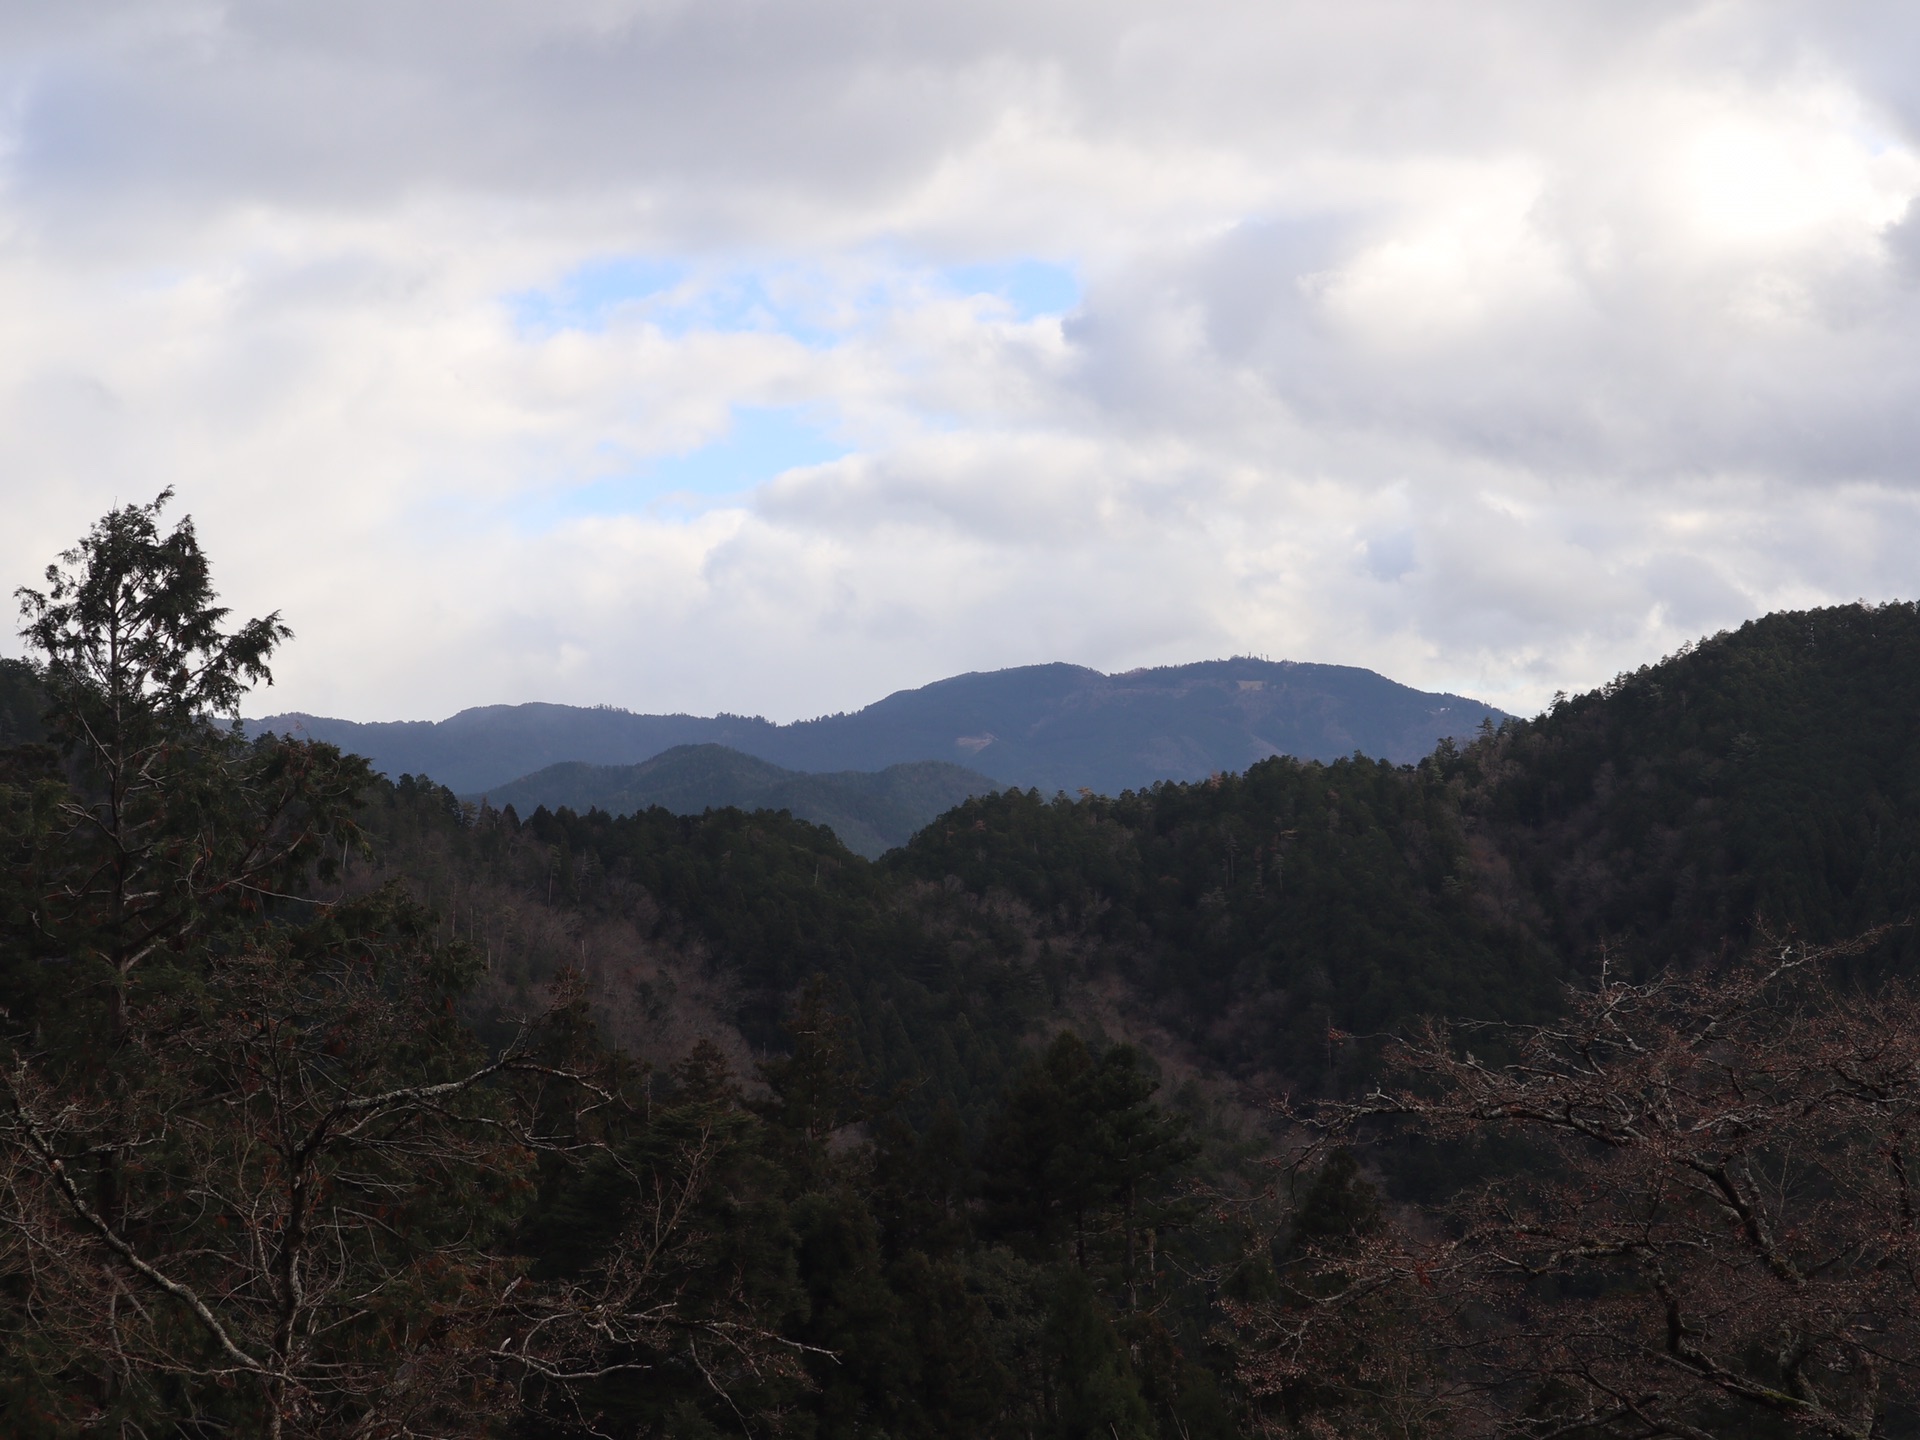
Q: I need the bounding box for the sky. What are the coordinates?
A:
[5,1,1920,723]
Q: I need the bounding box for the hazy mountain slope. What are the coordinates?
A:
[481,744,1002,858]
[249,704,789,796]
[253,657,1507,794]
[785,658,1502,794]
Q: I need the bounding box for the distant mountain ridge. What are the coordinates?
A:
[252,657,1508,796]
[484,745,1000,859]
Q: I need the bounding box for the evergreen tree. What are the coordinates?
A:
[13,490,368,1040]
[1080,1044,1199,1308]
[1041,1267,1154,1440]
[979,1032,1109,1264]
[980,1033,1196,1285]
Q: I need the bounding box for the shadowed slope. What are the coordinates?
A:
[480,743,1002,858]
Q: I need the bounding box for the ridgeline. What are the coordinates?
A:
[252,656,1507,795]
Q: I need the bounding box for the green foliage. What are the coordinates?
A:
[1,499,636,1438]
[8,492,370,1044]
[506,1014,1215,1438]
[757,975,880,1155]
[513,1041,807,1438]
[979,1033,1197,1289]
[1040,1266,1154,1440]
[417,601,1920,1437]
[1285,1148,1381,1257]
[17,489,286,741]
[502,798,1047,1122]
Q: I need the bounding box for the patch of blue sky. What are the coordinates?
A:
[508,257,851,348]
[942,259,1081,319]
[509,406,849,529]
[506,251,1082,359]
[656,272,848,346]
[507,257,685,336]
[509,253,1080,349]
[643,405,846,495]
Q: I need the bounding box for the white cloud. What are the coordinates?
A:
[3,0,1920,724]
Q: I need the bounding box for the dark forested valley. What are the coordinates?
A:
[10,499,1920,1439]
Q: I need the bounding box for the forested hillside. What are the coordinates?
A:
[1463,603,1920,975]
[480,744,1001,858]
[12,496,1920,1439]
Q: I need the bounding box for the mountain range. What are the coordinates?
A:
[252,656,1508,797]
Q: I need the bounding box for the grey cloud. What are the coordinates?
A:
[1362,529,1416,582]
[1887,200,1920,282]
[0,1,1830,239]
[1635,552,1754,634]
[1064,194,1920,488]
[7,0,1052,239]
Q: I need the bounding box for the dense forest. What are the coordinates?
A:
[9,498,1920,1439]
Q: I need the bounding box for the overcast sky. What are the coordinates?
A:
[5,1,1920,722]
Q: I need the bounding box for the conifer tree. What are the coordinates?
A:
[13,490,368,1038]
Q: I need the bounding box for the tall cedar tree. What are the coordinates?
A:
[12,489,368,1035]
[980,1033,1196,1294]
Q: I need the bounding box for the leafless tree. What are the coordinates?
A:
[1231,930,1920,1440]
[0,892,813,1438]
[497,1110,826,1438]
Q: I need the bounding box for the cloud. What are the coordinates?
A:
[2,1,1919,724]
